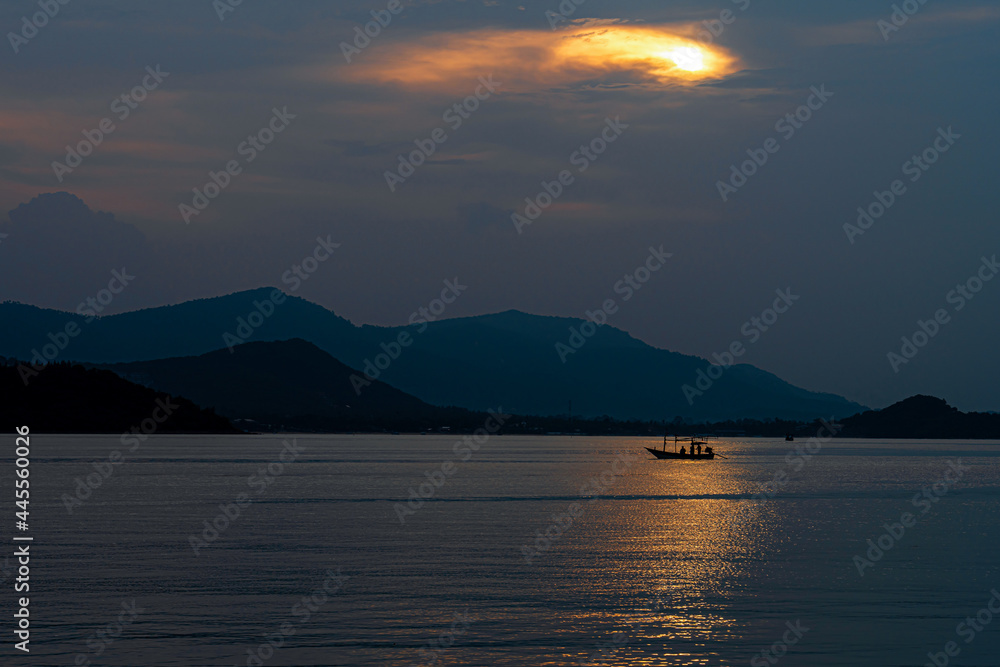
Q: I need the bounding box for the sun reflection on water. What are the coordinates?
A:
[544,440,780,665]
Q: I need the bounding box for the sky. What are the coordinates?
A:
[1,0,998,411]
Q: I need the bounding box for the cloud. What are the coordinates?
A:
[324,139,395,157]
[458,201,513,230]
[309,22,743,94]
[796,6,1000,47]
[0,143,24,167]
[915,5,1000,24]
[0,193,156,312]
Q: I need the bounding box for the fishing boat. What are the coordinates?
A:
[645,435,719,460]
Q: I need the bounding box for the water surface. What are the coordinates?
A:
[9,435,1000,666]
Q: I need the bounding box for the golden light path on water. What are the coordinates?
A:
[330,23,741,92]
[522,438,777,665]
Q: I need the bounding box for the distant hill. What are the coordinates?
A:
[100,339,491,432]
[0,361,238,434]
[0,290,865,421]
[837,395,1000,439]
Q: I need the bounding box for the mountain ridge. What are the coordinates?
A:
[0,288,866,421]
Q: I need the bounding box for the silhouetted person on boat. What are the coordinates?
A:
[705,446,713,456]
[695,444,702,456]
[680,446,686,455]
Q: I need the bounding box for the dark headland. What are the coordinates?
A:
[1,362,238,434]
[3,349,998,439]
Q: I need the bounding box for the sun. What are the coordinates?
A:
[662,46,705,72]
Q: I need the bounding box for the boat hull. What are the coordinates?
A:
[645,448,715,460]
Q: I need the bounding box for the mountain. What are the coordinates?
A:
[99,339,487,432]
[0,289,865,421]
[0,361,238,434]
[837,395,1000,439]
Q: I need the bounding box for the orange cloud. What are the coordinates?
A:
[320,21,742,93]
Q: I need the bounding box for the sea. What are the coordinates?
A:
[7,434,1000,666]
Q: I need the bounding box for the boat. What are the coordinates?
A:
[785,433,795,441]
[645,435,718,460]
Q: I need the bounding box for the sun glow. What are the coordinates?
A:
[546,25,734,83]
[327,23,741,92]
